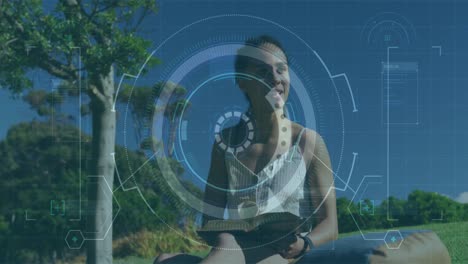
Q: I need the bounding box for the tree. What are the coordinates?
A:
[0,121,87,263]
[0,1,159,263]
[406,190,460,224]
[463,204,468,221]
[0,121,200,263]
[335,197,358,233]
[377,196,407,227]
[118,81,190,153]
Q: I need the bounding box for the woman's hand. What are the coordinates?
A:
[277,235,306,259]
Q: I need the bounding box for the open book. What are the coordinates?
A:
[197,212,311,244]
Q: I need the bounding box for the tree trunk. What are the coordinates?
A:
[51,250,57,264]
[86,67,116,264]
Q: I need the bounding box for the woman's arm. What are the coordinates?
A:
[279,129,338,259]
[304,131,338,245]
[201,142,229,225]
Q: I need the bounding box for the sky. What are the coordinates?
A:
[142,0,468,204]
[2,0,468,206]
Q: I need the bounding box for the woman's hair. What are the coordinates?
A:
[235,35,288,75]
[234,35,289,106]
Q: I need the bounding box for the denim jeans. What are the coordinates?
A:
[295,230,450,264]
[155,230,450,264]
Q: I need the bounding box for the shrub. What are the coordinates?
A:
[113,226,209,259]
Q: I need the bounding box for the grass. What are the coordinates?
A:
[114,256,153,264]
[397,221,467,263]
[109,221,466,263]
[338,221,468,264]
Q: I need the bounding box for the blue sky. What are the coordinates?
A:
[2,0,468,205]
[145,0,468,204]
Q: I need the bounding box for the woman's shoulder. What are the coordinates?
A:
[290,122,320,146]
[290,122,325,164]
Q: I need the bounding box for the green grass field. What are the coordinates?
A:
[114,221,467,264]
[395,221,467,263]
[339,221,468,264]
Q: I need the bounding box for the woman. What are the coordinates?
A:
[155,35,338,264]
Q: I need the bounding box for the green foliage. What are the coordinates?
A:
[1,1,165,263]
[112,145,203,235]
[113,256,151,264]
[335,197,356,233]
[113,227,209,259]
[0,121,463,262]
[406,190,461,224]
[117,81,189,149]
[0,121,201,263]
[139,137,159,150]
[0,0,159,88]
[336,191,468,234]
[23,89,66,117]
[118,84,157,122]
[0,121,87,263]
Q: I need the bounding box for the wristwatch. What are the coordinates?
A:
[294,234,314,259]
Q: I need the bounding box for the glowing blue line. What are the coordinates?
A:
[113,73,138,112]
[387,46,399,221]
[331,73,358,112]
[432,45,442,56]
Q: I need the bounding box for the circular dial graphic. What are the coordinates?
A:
[119,14,348,248]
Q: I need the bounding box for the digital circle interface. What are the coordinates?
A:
[120,14,347,248]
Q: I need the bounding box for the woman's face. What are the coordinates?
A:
[239,43,290,111]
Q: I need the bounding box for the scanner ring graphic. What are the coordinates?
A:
[116,14,357,249]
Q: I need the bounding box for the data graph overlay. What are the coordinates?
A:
[382,61,419,125]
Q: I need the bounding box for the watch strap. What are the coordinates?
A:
[293,234,314,259]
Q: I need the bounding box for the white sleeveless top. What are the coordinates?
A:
[224,128,313,220]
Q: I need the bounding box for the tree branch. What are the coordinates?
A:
[131,8,150,32]
[37,57,77,80]
[91,1,121,17]
[3,11,25,33]
[1,38,18,56]
[88,83,107,104]
[63,0,112,47]
[76,0,93,19]
[2,9,79,81]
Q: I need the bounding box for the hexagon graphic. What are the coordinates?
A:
[65,230,85,249]
[384,229,404,249]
